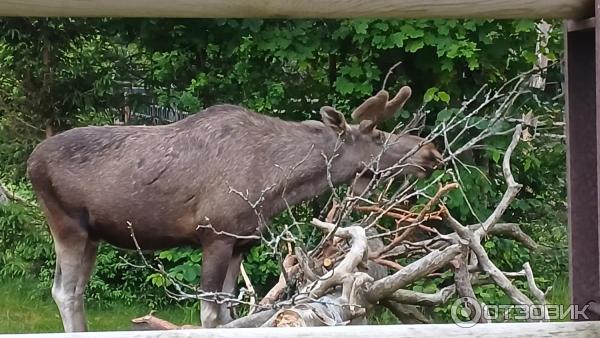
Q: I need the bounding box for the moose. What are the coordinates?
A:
[27,85,442,332]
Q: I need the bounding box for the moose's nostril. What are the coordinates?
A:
[428,150,444,170]
[433,148,443,160]
[428,150,441,162]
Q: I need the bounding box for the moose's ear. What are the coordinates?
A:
[320,106,348,133]
[358,119,377,134]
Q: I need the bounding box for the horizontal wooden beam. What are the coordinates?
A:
[567,17,596,31]
[3,322,600,338]
[0,0,594,19]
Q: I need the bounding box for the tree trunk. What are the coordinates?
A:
[0,185,9,205]
[45,119,54,138]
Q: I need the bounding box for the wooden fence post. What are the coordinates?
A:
[565,0,600,320]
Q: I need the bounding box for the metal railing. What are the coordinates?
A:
[122,87,190,124]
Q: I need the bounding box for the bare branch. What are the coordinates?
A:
[259,255,300,308]
[367,244,462,302]
[307,219,370,298]
[222,310,278,328]
[240,263,257,314]
[444,213,534,306]
[387,285,456,307]
[196,221,261,240]
[454,246,488,323]
[479,124,524,234]
[523,262,549,321]
[479,223,538,250]
[382,301,431,324]
[381,61,403,91]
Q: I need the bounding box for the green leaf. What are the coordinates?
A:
[183,266,198,283]
[341,63,363,78]
[412,285,424,293]
[373,22,389,32]
[437,24,450,36]
[400,24,424,38]
[424,87,439,103]
[524,158,532,171]
[353,20,369,34]
[440,59,454,72]
[158,251,173,260]
[389,32,406,48]
[406,40,425,53]
[514,20,535,33]
[438,91,450,103]
[436,108,453,123]
[491,149,501,163]
[372,35,388,48]
[423,283,438,294]
[335,77,355,95]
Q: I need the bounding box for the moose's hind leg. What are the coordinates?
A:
[38,192,98,332]
[200,239,235,328]
[52,234,98,332]
[218,252,244,325]
[29,160,99,332]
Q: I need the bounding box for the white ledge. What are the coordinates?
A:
[3,322,600,338]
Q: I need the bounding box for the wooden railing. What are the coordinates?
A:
[0,0,593,19]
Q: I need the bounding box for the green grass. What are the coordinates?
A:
[0,279,200,333]
[547,275,571,313]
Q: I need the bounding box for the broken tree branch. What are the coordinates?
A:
[387,285,456,307]
[479,125,523,234]
[307,219,369,299]
[454,246,488,323]
[259,255,300,308]
[367,244,462,302]
[444,213,534,306]
[523,262,549,321]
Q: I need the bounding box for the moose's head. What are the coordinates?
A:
[318,85,442,194]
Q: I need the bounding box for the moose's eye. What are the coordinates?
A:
[374,131,386,144]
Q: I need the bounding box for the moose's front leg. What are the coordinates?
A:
[200,239,235,328]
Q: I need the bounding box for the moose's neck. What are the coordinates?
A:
[319,132,366,186]
[261,122,363,217]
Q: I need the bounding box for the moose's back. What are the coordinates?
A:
[26,104,330,249]
[27,106,236,248]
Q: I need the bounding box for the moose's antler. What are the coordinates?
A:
[384,86,412,120]
[351,90,389,124]
[351,86,412,125]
